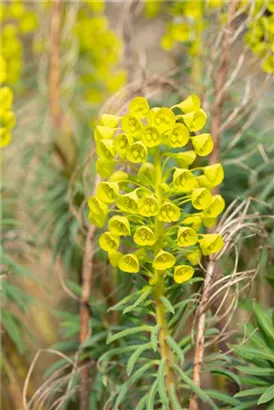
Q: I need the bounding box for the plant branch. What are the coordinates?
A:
[210,0,239,182]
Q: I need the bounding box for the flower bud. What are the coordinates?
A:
[186,249,201,266]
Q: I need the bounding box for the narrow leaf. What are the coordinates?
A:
[169,383,182,410]
[235,387,267,398]
[151,325,161,352]
[166,336,185,365]
[107,325,153,344]
[157,358,169,407]
[127,343,151,375]
[123,287,152,314]
[160,296,175,314]
[257,385,274,405]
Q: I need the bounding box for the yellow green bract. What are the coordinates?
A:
[90,95,225,285]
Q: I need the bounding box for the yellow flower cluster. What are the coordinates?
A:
[144,0,223,53]
[1,1,38,85]
[88,95,225,285]
[74,1,127,106]
[243,0,274,74]
[0,56,15,148]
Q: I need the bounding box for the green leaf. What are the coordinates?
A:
[230,400,259,410]
[173,365,218,409]
[97,345,138,372]
[210,368,241,387]
[257,385,274,405]
[146,380,158,410]
[151,325,161,352]
[108,291,142,312]
[169,383,182,410]
[107,325,153,344]
[123,287,152,314]
[114,362,154,409]
[235,346,274,364]
[160,296,174,314]
[235,387,267,398]
[237,365,274,377]
[166,336,185,365]
[157,358,169,407]
[206,390,240,406]
[135,393,148,410]
[253,303,274,346]
[126,342,151,375]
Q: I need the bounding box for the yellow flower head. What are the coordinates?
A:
[153,107,176,133]
[118,254,140,273]
[116,190,139,214]
[142,125,161,148]
[96,158,115,179]
[134,226,156,246]
[122,114,143,136]
[138,195,160,217]
[168,123,190,148]
[182,109,207,132]
[129,96,149,119]
[204,163,224,186]
[100,114,121,128]
[108,216,131,236]
[174,265,194,284]
[153,250,176,270]
[158,202,181,223]
[199,233,224,256]
[126,141,148,163]
[192,133,214,156]
[192,188,213,210]
[96,139,116,160]
[177,227,198,247]
[99,231,120,252]
[183,215,202,231]
[174,150,197,168]
[97,181,119,204]
[186,249,201,266]
[203,195,225,218]
[94,125,116,141]
[173,169,198,193]
[175,95,201,113]
[114,133,132,156]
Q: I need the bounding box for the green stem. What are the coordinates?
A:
[153,148,176,401]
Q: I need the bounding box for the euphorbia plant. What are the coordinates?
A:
[88,95,225,407]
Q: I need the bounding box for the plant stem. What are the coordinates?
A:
[153,147,176,402]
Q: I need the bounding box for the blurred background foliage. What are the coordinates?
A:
[1,0,273,409]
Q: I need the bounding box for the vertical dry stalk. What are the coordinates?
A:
[49,0,62,128]
[210,0,239,175]
[190,3,238,410]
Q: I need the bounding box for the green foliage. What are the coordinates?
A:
[233,303,274,408]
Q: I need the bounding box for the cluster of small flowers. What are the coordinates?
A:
[243,0,274,74]
[0,0,38,85]
[144,0,223,53]
[0,55,15,148]
[74,0,127,106]
[88,95,225,285]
